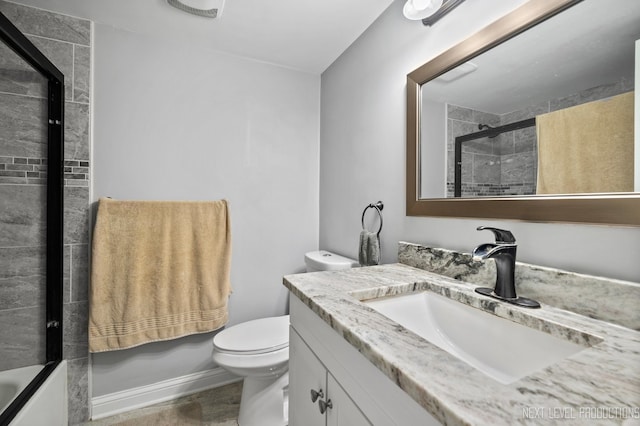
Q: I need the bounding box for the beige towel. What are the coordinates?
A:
[89,198,232,352]
[536,91,634,194]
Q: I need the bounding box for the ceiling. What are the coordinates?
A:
[9,0,394,74]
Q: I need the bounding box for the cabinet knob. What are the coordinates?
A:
[319,398,333,414]
[310,388,324,403]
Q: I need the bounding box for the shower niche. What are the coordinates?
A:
[0,10,63,425]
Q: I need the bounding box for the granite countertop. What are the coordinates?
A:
[283,263,640,425]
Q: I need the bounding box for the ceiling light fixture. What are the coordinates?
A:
[403,0,466,26]
[403,0,444,21]
[167,0,226,18]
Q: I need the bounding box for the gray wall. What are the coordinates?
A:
[320,0,640,282]
[0,1,91,423]
[91,23,320,396]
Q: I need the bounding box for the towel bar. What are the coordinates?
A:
[361,201,383,236]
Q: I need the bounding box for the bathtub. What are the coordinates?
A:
[0,365,43,413]
[0,361,67,425]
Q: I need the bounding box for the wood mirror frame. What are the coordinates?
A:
[406,0,640,226]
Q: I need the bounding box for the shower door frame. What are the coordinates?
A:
[453,117,536,197]
[0,11,64,425]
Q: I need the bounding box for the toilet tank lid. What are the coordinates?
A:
[213,315,289,354]
[305,250,358,271]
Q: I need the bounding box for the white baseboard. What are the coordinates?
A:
[90,367,240,420]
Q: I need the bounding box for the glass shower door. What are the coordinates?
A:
[0,10,64,424]
[0,19,48,392]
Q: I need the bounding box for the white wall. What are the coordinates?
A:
[92,24,320,396]
[420,98,446,198]
[320,0,640,282]
[633,40,640,192]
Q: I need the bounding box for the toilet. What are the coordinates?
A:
[212,250,357,426]
[304,250,360,272]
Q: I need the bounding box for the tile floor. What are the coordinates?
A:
[84,381,242,426]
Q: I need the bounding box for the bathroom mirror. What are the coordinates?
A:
[406,0,640,225]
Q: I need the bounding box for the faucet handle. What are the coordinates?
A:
[476,226,516,244]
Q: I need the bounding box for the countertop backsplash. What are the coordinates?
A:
[398,241,640,331]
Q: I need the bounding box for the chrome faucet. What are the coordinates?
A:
[473,226,540,308]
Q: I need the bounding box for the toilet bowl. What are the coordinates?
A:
[213,315,290,426]
[212,251,357,426]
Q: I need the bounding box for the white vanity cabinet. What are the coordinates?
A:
[288,294,440,426]
[325,374,371,426]
[289,329,370,426]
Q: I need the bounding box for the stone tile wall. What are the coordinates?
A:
[0,1,90,423]
[446,77,633,197]
[446,104,501,197]
[446,104,536,197]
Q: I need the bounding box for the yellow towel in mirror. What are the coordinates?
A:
[536,91,634,195]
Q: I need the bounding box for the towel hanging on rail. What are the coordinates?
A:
[359,201,383,266]
[89,198,232,352]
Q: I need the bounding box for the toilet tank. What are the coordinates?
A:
[304,250,359,272]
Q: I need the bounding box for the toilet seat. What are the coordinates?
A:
[213,315,289,355]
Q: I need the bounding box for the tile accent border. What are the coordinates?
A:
[0,156,89,186]
[64,160,90,186]
[398,241,640,330]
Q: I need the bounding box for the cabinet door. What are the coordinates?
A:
[326,374,371,426]
[289,329,327,426]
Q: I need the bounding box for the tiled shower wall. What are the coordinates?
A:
[0,1,90,423]
[446,105,537,197]
[446,77,634,197]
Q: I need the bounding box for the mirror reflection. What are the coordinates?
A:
[419,0,640,199]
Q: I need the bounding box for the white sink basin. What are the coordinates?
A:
[365,291,588,384]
